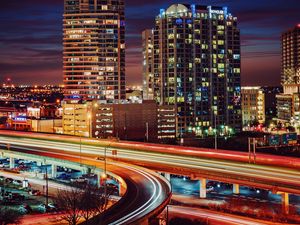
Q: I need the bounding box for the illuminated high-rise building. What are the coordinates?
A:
[277,25,300,130]
[281,24,300,94]
[143,4,241,137]
[142,29,155,100]
[63,0,125,102]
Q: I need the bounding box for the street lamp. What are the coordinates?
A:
[214,111,217,150]
[103,143,110,209]
[87,113,92,138]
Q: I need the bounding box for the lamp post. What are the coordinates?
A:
[79,134,82,166]
[103,144,109,209]
[87,113,92,138]
[214,111,217,150]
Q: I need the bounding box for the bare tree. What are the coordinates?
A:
[55,188,83,225]
[80,184,112,221]
[0,207,22,225]
[55,184,113,224]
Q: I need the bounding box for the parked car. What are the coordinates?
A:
[18,204,32,214]
[10,193,25,201]
[37,203,56,213]
[12,180,22,186]
[28,189,41,196]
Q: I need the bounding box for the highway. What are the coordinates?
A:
[168,205,288,225]
[0,137,172,224]
[0,133,300,195]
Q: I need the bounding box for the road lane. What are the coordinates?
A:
[1,136,300,195]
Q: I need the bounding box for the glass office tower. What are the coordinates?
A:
[63,0,125,102]
[143,4,242,137]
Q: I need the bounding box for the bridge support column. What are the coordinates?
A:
[119,183,126,196]
[9,157,15,169]
[233,184,240,194]
[199,178,206,198]
[81,167,88,175]
[281,192,289,214]
[51,165,57,178]
[96,172,101,188]
[164,173,171,181]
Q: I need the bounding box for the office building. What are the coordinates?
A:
[241,87,265,126]
[143,4,242,137]
[142,29,155,100]
[277,25,300,132]
[92,100,176,142]
[281,24,300,94]
[62,102,92,137]
[63,0,125,102]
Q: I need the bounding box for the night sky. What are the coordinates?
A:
[0,0,299,86]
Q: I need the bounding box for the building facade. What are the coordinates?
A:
[63,0,125,102]
[241,87,265,126]
[62,102,92,137]
[143,4,242,137]
[277,25,300,131]
[91,100,176,142]
[142,29,155,100]
[281,24,300,94]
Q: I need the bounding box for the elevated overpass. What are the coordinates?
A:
[0,133,172,224]
[0,130,299,214]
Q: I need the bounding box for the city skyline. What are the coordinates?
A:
[0,0,300,86]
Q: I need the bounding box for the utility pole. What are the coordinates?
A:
[103,145,108,209]
[45,165,49,206]
[145,122,149,142]
[80,134,82,166]
[214,112,217,150]
[248,138,257,164]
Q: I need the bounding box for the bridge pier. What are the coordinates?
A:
[96,172,101,188]
[119,183,126,196]
[281,192,289,214]
[81,167,88,175]
[9,157,15,168]
[199,178,206,198]
[233,184,240,194]
[51,165,57,178]
[164,173,171,181]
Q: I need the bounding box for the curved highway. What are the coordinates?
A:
[0,135,172,224]
[0,132,300,196]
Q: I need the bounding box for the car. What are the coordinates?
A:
[206,186,214,192]
[37,203,56,213]
[0,163,8,168]
[10,193,25,201]
[70,177,88,183]
[57,173,71,180]
[95,156,104,161]
[28,189,41,196]
[12,180,22,186]
[18,204,32,214]
[5,178,13,183]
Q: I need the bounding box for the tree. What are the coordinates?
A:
[55,184,112,224]
[79,184,112,221]
[0,207,22,225]
[55,188,83,225]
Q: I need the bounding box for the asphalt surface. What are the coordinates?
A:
[0,141,172,224]
[1,135,300,196]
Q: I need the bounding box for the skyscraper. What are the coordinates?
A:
[143,4,241,137]
[281,24,300,94]
[276,24,300,129]
[63,0,125,102]
[142,29,154,100]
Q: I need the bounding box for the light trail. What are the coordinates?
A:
[0,138,172,224]
[0,136,300,194]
